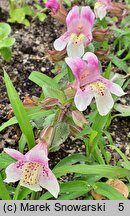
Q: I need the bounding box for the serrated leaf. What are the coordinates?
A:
[49,122,70,152]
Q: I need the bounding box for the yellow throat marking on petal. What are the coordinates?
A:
[70,33,85,45]
[21,162,42,185]
[94,2,103,9]
[90,81,106,96]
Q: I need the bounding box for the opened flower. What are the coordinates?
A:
[54,6,95,57]
[94,0,112,20]
[4,143,59,198]
[65,52,125,116]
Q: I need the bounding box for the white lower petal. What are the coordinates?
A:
[67,40,84,57]
[95,90,114,116]
[4,163,21,183]
[74,88,93,111]
[39,169,60,198]
[109,82,126,97]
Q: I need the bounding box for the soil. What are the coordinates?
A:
[0,0,130,171]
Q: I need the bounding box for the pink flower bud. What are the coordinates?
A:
[41,97,59,109]
[39,126,54,147]
[47,49,66,62]
[93,28,110,42]
[72,110,87,128]
[45,0,67,23]
[45,0,60,14]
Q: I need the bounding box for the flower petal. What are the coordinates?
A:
[74,87,93,111]
[67,40,84,57]
[54,32,69,51]
[66,6,79,31]
[25,144,48,164]
[83,52,100,75]
[65,57,87,82]
[108,82,126,97]
[4,148,25,161]
[94,89,114,116]
[4,163,22,183]
[81,6,95,32]
[39,168,59,198]
[94,4,107,20]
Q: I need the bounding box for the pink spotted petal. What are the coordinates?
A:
[83,52,100,74]
[25,143,48,164]
[66,6,79,31]
[74,87,94,111]
[81,6,95,32]
[65,57,87,82]
[94,89,114,116]
[4,163,22,183]
[54,32,69,51]
[39,168,60,198]
[4,148,25,161]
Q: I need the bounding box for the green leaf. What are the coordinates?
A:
[18,133,27,153]
[0,108,54,132]
[4,71,35,149]
[0,174,11,200]
[50,122,70,152]
[0,153,16,169]
[42,84,66,104]
[53,164,130,179]
[63,0,71,7]
[94,182,127,200]
[0,37,15,49]
[55,153,87,168]
[29,71,59,88]
[0,47,12,61]
[0,22,11,40]
[109,54,128,73]
[114,103,130,117]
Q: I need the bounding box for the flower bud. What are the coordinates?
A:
[23,96,37,107]
[93,28,110,42]
[45,0,67,24]
[39,126,54,147]
[47,49,66,62]
[64,85,75,98]
[109,3,129,21]
[72,110,87,128]
[41,97,59,109]
[69,125,82,137]
[95,49,109,61]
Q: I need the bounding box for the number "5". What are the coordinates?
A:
[118,203,124,211]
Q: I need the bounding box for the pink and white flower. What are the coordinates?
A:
[54,6,95,57]
[65,52,125,116]
[4,143,59,198]
[45,0,60,14]
[94,0,112,20]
